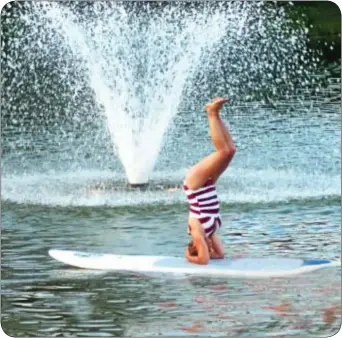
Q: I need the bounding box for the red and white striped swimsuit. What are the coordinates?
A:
[183,177,222,237]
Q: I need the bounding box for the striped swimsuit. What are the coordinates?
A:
[183,178,222,237]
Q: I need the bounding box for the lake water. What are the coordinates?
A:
[2,91,341,336]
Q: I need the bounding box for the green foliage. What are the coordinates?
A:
[282,1,341,61]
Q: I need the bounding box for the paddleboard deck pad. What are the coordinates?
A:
[49,250,339,278]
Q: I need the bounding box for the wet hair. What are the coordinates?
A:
[188,240,198,256]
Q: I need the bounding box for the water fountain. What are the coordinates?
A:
[2,1,320,191]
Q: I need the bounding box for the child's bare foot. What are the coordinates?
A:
[205,97,229,116]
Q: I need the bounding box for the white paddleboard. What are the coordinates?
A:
[49,249,340,278]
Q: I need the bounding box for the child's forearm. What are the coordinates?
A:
[186,249,208,265]
[210,252,224,259]
[186,255,208,265]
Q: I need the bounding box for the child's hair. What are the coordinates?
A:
[188,240,198,256]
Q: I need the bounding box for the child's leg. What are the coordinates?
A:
[185,97,236,190]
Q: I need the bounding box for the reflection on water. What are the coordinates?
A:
[1,67,341,337]
[2,198,341,336]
